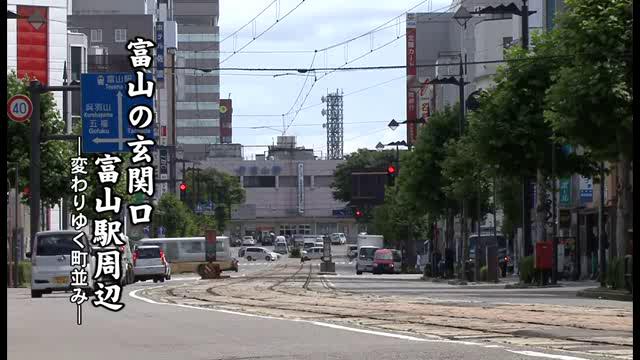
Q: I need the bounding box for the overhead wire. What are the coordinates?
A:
[219,0,278,44]
[220,0,308,65]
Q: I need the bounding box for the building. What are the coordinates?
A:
[68,0,157,72]
[190,136,357,240]
[173,0,221,160]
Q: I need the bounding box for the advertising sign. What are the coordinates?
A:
[159,148,168,180]
[559,178,571,206]
[297,162,304,214]
[580,176,593,204]
[155,22,165,82]
[406,14,417,147]
[17,6,49,85]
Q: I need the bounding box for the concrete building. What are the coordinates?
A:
[192,137,357,240]
[68,0,157,72]
[173,0,221,160]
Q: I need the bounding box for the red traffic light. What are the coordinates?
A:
[387,165,396,175]
[355,209,363,217]
[179,183,187,192]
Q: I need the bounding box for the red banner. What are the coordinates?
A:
[407,91,417,145]
[406,27,417,146]
[17,6,49,85]
[406,28,417,76]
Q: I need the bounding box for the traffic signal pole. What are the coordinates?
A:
[28,80,81,250]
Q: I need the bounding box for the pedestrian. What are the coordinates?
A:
[416,253,422,273]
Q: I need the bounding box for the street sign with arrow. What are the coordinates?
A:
[81,73,155,153]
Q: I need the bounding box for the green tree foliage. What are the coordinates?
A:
[330,148,397,202]
[7,71,73,207]
[152,193,197,237]
[544,0,633,257]
[397,105,460,218]
[184,168,246,233]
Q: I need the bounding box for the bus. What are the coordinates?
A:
[135,236,238,274]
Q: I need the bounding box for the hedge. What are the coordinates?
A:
[289,248,301,258]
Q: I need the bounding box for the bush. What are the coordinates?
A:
[606,257,626,289]
[480,266,488,282]
[18,261,31,287]
[519,256,534,284]
[289,248,301,258]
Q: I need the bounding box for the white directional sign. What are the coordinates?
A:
[7,95,33,123]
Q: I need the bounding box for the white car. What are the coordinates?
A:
[244,247,279,261]
[242,236,256,246]
[133,245,170,283]
[331,233,347,245]
[27,230,95,298]
[303,247,325,261]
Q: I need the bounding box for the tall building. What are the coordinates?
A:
[173,0,220,160]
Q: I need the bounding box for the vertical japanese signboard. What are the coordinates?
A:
[406,13,417,146]
[580,176,593,204]
[155,22,165,82]
[297,162,304,215]
[559,178,571,206]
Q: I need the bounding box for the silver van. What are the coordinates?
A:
[27,230,95,298]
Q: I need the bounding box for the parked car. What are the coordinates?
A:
[231,237,242,247]
[274,236,289,254]
[133,245,171,283]
[244,247,279,261]
[27,230,95,298]
[304,246,325,261]
[372,249,396,274]
[242,236,256,246]
[238,247,246,258]
[331,233,347,245]
[347,245,358,260]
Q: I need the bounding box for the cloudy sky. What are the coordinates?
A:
[219,0,454,159]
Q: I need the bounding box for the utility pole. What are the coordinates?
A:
[598,162,606,287]
[168,48,178,195]
[61,62,69,230]
[551,142,558,284]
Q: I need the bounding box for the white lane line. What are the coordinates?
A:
[505,350,590,360]
[129,288,592,360]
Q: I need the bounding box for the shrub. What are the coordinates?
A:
[519,256,534,284]
[289,248,301,258]
[480,266,488,282]
[606,257,626,289]
[18,261,31,287]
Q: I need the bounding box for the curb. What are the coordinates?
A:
[318,272,337,276]
[576,288,633,302]
[505,283,564,289]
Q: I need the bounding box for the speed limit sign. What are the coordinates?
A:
[7,95,33,123]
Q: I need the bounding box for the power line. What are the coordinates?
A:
[220,0,278,44]
[236,120,389,129]
[284,51,318,116]
[220,0,308,65]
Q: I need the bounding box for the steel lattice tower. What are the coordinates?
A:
[322,89,344,160]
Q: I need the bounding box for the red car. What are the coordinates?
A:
[372,249,396,274]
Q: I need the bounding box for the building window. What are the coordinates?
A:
[314,176,334,188]
[90,29,102,43]
[243,176,276,188]
[115,29,127,43]
[71,47,82,81]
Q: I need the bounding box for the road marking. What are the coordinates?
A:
[505,350,589,360]
[129,287,594,360]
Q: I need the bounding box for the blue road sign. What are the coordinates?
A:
[81,73,155,153]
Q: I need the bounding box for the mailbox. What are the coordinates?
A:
[534,241,553,270]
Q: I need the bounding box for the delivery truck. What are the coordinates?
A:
[356,234,384,275]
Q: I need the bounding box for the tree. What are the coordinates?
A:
[468,34,595,243]
[7,71,73,207]
[331,148,397,203]
[184,168,245,233]
[397,105,460,249]
[152,193,197,237]
[544,0,633,257]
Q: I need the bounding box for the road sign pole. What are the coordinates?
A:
[29,81,42,248]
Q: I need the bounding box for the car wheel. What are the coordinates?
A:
[247,256,253,261]
[159,277,165,283]
[166,274,171,280]
[265,256,271,261]
[153,278,158,283]
[30,289,43,298]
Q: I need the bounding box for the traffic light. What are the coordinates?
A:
[354,208,363,219]
[387,163,397,186]
[179,182,187,201]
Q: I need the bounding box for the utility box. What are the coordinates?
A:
[535,241,553,270]
[486,245,498,282]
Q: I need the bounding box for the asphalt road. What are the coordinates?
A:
[8,284,597,360]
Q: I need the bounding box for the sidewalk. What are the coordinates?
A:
[577,287,633,302]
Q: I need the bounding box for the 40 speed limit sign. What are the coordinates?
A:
[7,95,33,123]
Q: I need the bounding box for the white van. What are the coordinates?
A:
[27,230,95,298]
[274,236,288,254]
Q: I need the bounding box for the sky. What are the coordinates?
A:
[218,0,455,159]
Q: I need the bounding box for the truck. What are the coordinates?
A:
[356,234,384,275]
